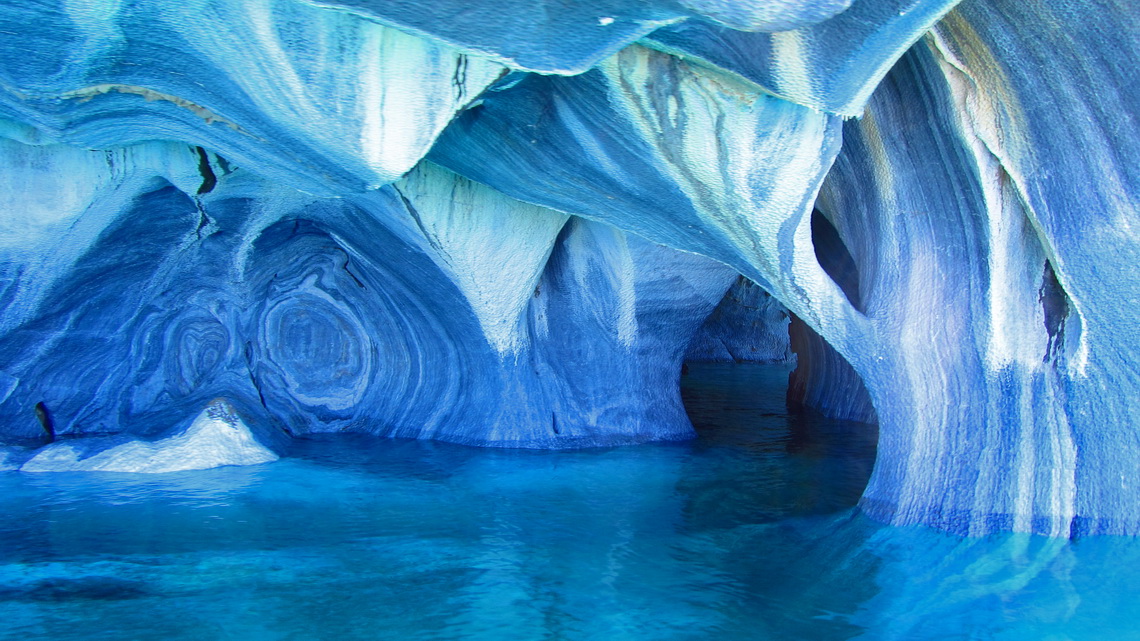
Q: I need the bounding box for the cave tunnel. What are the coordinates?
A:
[681,268,880,520]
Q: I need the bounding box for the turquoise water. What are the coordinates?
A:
[0,363,1137,640]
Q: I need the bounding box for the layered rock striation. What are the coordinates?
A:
[0,0,1137,535]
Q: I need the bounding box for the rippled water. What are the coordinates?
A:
[0,363,1137,640]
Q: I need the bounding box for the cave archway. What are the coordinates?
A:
[680,273,879,518]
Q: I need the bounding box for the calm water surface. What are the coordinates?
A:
[0,363,1137,640]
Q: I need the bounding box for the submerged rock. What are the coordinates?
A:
[20,399,277,473]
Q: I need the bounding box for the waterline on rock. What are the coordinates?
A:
[0,364,1134,640]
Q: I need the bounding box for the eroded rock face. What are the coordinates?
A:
[684,276,792,364]
[643,0,959,116]
[297,0,858,72]
[0,0,1137,536]
[816,1,1140,537]
[0,142,734,448]
[0,0,506,193]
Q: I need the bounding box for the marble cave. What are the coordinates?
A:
[0,1,1138,638]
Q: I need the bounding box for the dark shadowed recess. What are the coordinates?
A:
[785,207,877,424]
[680,270,879,517]
[683,209,878,425]
[679,361,879,519]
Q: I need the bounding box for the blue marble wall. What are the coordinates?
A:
[816,0,1140,537]
[0,149,734,448]
[684,276,792,364]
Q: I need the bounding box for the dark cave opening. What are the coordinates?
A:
[679,361,878,517]
[680,273,879,514]
[810,208,863,313]
[683,271,877,425]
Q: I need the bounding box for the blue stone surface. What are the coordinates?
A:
[303,0,856,72]
[684,276,792,363]
[643,0,960,115]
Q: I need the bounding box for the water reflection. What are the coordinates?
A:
[0,364,1133,640]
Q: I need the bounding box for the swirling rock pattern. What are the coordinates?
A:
[301,0,856,73]
[430,42,853,329]
[0,0,505,193]
[166,311,233,398]
[0,134,733,450]
[803,0,1140,536]
[0,0,1139,537]
[643,0,959,116]
[254,238,377,414]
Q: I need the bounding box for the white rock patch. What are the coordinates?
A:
[20,399,277,473]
